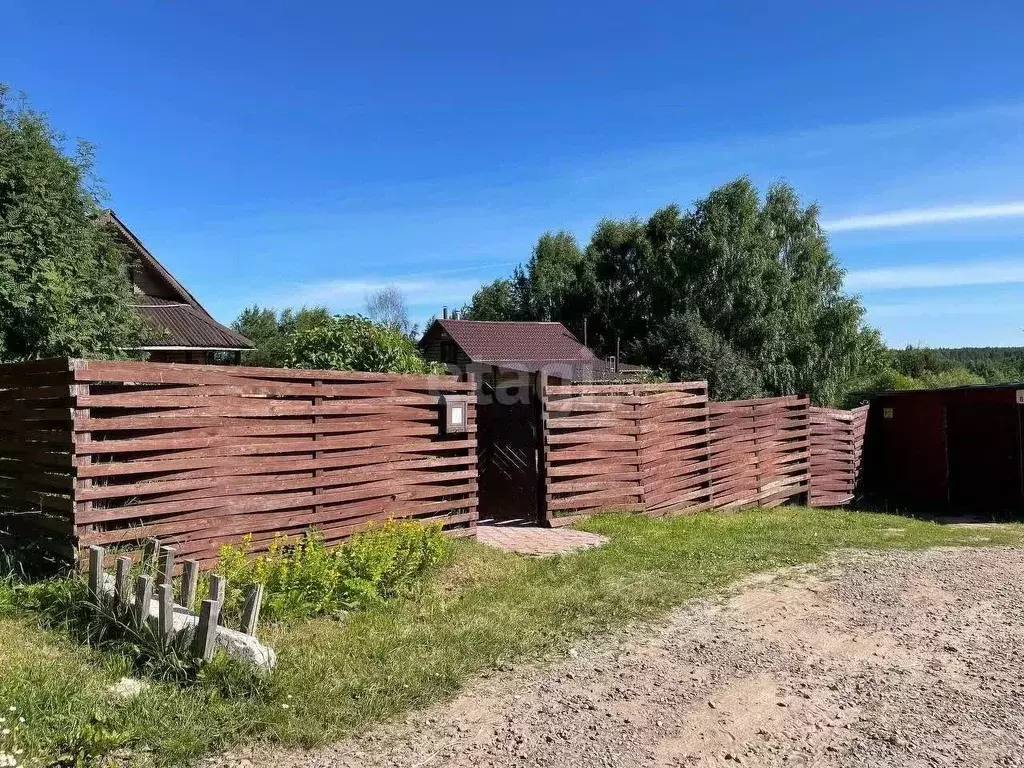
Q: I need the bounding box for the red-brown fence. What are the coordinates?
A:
[808,405,868,507]
[0,358,477,566]
[0,358,77,560]
[543,382,711,525]
[1,359,870,564]
[543,384,816,523]
[707,396,811,510]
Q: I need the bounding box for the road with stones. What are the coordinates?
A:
[211,546,1024,768]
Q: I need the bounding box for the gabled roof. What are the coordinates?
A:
[100,211,253,351]
[134,301,255,350]
[427,319,596,363]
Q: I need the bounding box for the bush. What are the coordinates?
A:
[286,314,445,374]
[215,521,452,622]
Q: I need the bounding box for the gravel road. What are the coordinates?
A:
[215,546,1024,768]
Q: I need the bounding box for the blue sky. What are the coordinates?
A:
[5,1,1024,346]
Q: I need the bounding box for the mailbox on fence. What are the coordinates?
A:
[439,394,469,435]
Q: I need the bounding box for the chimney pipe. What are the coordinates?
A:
[442,306,448,320]
[615,336,620,373]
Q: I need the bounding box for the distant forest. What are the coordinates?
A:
[849,346,1024,405]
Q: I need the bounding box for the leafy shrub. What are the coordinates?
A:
[215,521,452,622]
[285,313,445,374]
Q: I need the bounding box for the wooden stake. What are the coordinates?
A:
[133,574,153,627]
[113,556,132,605]
[143,536,160,573]
[208,573,226,624]
[192,599,220,662]
[240,583,264,637]
[180,559,199,611]
[87,545,105,599]
[157,583,174,638]
[156,546,175,586]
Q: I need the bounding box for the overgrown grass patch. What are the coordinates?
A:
[1,507,1021,765]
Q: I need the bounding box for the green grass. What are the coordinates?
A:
[1,507,1022,765]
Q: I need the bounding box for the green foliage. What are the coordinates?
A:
[462,278,523,321]
[16,576,275,701]
[231,305,332,367]
[1,510,1022,764]
[53,712,135,768]
[215,522,452,622]
[842,344,1013,405]
[286,313,445,373]
[0,85,146,361]
[463,178,878,405]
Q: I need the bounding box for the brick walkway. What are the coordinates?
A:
[475,523,608,555]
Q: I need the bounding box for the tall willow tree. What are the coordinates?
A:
[0,86,145,360]
[463,177,881,404]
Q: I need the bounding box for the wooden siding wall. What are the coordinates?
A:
[543,383,815,523]
[0,359,77,560]
[808,405,868,507]
[1,359,477,566]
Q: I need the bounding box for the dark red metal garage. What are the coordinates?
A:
[864,385,1024,516]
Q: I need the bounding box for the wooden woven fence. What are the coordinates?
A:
[808,405,868,506]
[543,382,711,525]
[543,383,812,523]
[707,397,811,509]
[0,358,477,566]
[0,359,77,559]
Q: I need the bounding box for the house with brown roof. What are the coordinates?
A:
[419,316,647,386]
[100,211,253,363]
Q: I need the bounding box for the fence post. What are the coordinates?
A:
[535,371,550,525]
[180,559,199,611]
[133,574,153,627]
[192,599,220,662]
[312,379,323,518]
[143,538,161,575]
[699,383,713,510]
[208,573,226,625]
[156,545,175,586]
[240,583,264,637]
[69,375,92,567]
[633,385,647,513]
[465,371,479,534]
[87,545,105,599]
[157,583,174,637]
[113,555,132,605]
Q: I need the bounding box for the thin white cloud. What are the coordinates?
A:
[846,260,1024,291]
[824,201,1024,232]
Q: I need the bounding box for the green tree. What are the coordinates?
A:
[463,177,883,404]
[286,314,442,374]
[0,86,145,360]
[232,305,331,367]
[462,278,522,321]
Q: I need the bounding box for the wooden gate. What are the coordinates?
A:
[477,391,540,522]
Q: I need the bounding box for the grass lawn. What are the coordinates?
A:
[2,507,1022,765]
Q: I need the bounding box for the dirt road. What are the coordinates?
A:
[220,546,1024,767]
